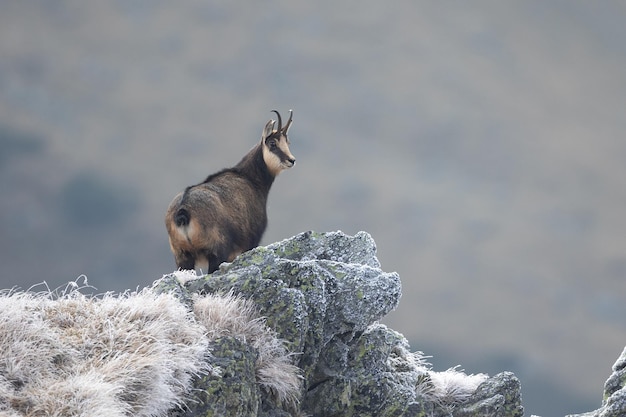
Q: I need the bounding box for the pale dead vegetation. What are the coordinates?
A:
[0,280,301,416]
[193,292,302,407]
[426,366,488,406]
[0,284,210,416]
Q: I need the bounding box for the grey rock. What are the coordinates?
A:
[303,323,430,417]
[183,336,260,417]
[185,230,402,384]
[455,372,524,417]
[159,230,525,416]
[567,346,626,417]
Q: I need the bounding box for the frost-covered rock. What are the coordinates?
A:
[184,231,401,381]
[567,346,626,417]
[0,230,527,417]
[166,230,524,417]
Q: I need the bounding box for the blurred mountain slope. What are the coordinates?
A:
[1,2,625,415]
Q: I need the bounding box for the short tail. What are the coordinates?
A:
[174,186,193,227]
[175,208,190,227]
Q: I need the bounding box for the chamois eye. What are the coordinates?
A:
[269,140,277,149]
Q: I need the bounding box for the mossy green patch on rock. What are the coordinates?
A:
[180,337,259,417]
[454,372,523,417]
[184,231,401,388]
[265,230,381,268]
[303,323,427,417]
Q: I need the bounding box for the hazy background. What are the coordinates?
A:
[1,2,625,415]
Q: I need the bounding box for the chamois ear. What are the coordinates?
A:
[262,119,277,141]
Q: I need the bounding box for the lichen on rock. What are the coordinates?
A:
[184,231,401,381]
[171,230,525,417]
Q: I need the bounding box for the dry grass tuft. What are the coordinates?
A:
[428,367,488,404]
[0,286,210,417]
[416,365,488,410]
[0,283,301,416]
[193,292,302,407]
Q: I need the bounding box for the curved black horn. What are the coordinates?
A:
[283,109,293,132]
[271,110,282,132]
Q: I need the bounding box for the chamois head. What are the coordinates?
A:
[261,110,296,176]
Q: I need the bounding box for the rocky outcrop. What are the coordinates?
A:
[567,346,626,417]
[158,230,525,417]
[0,230,527,416]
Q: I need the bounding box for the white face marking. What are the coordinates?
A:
[262,144,284,175]
[263,135,295,175]
[277,138,295,168]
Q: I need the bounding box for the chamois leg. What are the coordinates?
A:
[175,251,195,271]
[194,255,209,275]
[207,253,221,274]
[206,242,235,273]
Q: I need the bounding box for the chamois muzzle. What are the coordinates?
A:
[284,157,296,168]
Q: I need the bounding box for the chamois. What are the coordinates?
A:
[165,110,296,274]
